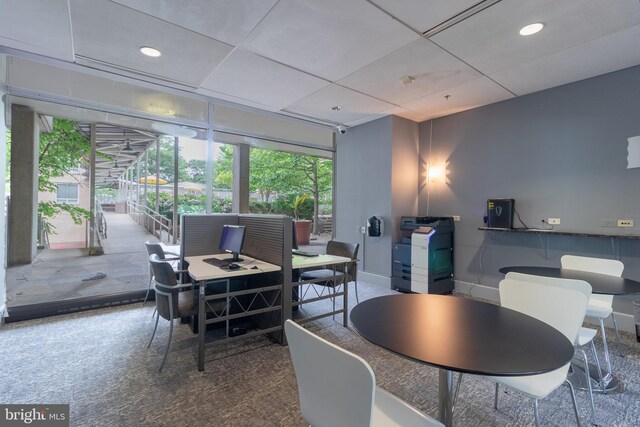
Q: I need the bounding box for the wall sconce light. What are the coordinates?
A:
[428,162,448,184]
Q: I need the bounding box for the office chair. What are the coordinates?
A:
[506,271,600,424]
[300,241,360,308]
[144,241,185,305]
[492,277,589,427]
[147,254,225,372]
[284,320,442,427]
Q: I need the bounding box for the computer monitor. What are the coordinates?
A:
[219,225,245,262]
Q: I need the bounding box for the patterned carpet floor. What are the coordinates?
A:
[1,282,639,426]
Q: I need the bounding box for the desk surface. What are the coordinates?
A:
[351,294,574,376]
[293,253,351,269]
[186,254,281,281]
[498,266,640,295]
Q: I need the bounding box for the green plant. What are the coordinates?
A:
[292,194,310,220]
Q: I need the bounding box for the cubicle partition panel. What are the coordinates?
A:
[238,214,293,343]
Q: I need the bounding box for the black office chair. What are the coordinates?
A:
[147,254,225,372]
[144,241,185,304]
[300,241,360,306]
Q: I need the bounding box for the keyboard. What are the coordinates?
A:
[203,257,229,267]
[292,249,319,257]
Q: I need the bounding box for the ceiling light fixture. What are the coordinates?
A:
[139,46,162,57]
[519,22,545,36]
[331,106,342,111]
[123,139,133,151]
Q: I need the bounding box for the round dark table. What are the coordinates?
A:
[498,266,640,295]
[350,294,574,427]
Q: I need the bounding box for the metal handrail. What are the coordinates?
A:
[127,200,173,244]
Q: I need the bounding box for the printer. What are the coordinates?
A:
[392,216,454,294]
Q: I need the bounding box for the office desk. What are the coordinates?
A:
[351,294,574,427]
[293,254,351,327]
[186,254,281,371]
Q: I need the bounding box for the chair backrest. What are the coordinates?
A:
[284,320,375,427]
[499,278,589,373]
[561,255,623,304]
[326,240,359,279]
[505,272,592,301]
[149,254,178,320]
[145,241,166,259]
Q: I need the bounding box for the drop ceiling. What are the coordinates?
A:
[1,0,640,128]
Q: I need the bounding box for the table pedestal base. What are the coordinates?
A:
[569,359,620,393]
[438,369,454,427]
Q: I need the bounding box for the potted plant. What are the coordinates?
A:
[292,194,312,246]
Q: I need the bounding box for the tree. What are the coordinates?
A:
[186,159,206,184]
[145,137,188,182]
[36,119,91,234]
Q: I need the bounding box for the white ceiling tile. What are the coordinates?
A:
[0,0,73,61]
[200,49,330,110]
[403,77,514,119]
[431,0,640,74]
[110,0,277,46]
[338,38,481,105]
[69,0,233,86]
[196,87,281,113]
[369,0,480,32]
[286,84,396,125]
[384,106,428,123]
[241,0,420,81]
[491,25,640,96]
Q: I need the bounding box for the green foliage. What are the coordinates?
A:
[37,119,92,231]
[147,192,232,218]
[145,137,189,182]
[292,194,310,220]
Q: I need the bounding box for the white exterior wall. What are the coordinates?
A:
[1,54,8,317]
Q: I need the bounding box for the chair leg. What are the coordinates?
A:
[533,399,540,427]
[610,313,623,357]
[581,348,596,425]
[452,373,463,413]
[148,311,159,348]
[598,318,613,381]
[565,379,582,427]
[159,304,174,373]
[354,279,359,304]
[590,340,605,391]
[494,383,499,409]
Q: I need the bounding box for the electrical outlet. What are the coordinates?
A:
[617,219,634,228]
[360,226,367,234]
[548,218,560,225]
[452,215,461,221]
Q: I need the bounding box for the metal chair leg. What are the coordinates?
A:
[148,311,159,348]
[590,340,605,393]
[610,313,623,357]
[581,348,596,425]
[565,379,582,427]
[494,383,499,409]
[534,399,540,427]
[143,276,153,304]
[451,373,463,413]
[599,318,613,381]
[354,280,359,304]
[159,305,174,373]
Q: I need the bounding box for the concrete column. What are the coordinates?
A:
[8,105,39,265]
[232,144,250,213]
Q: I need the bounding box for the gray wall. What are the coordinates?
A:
[419,65,640,320]
[336,116,420,281]
[0,54,7,317]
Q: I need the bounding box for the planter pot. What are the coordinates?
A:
[295,220,312,246]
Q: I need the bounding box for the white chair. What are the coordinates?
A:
[284,319,442,427]
[505,272,600,424]
[561,255,624,384]
[492,278,590,427]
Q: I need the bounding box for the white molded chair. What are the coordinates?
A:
[561,255,624,380]
[284,320,442,427]
[506,272,600,424]
[492,278,590,427]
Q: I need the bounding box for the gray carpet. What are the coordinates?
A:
[1,282,639,427]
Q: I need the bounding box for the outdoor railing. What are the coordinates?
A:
[127,200,174,244]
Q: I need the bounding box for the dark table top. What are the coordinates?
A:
[350,294,574,376]
[498,266,640,295]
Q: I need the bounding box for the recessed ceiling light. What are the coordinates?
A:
[519,23,544,36]
[331,106,342,111]
[139,46,162,57]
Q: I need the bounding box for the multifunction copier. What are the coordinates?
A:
[392,216,454,294]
